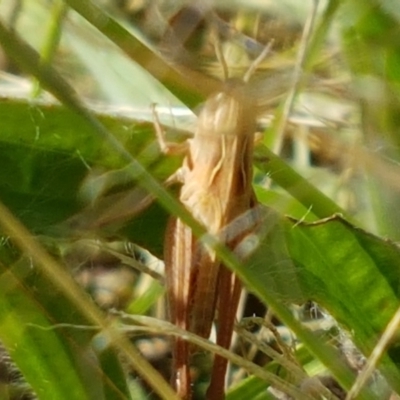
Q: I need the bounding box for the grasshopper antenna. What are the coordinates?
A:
[243,39,274,83]
[211,26,230,81]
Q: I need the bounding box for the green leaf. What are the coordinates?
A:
[241,209,400,393]
[0,97,177,254]
[0,255,131,400]
[287,215,400,390]
[339,0,400,239]
[63,0,219,107]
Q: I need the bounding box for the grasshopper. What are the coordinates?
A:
[154,45,272,399]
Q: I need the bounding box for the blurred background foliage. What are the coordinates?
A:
[1,0,400,399]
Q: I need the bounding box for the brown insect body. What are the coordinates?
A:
[164,80,259,399]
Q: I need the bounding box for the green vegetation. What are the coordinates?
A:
[1,1,400,399]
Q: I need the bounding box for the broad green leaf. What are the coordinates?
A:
[0,97,178,254]
[287,215,400,390]
[241,209,400,393]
